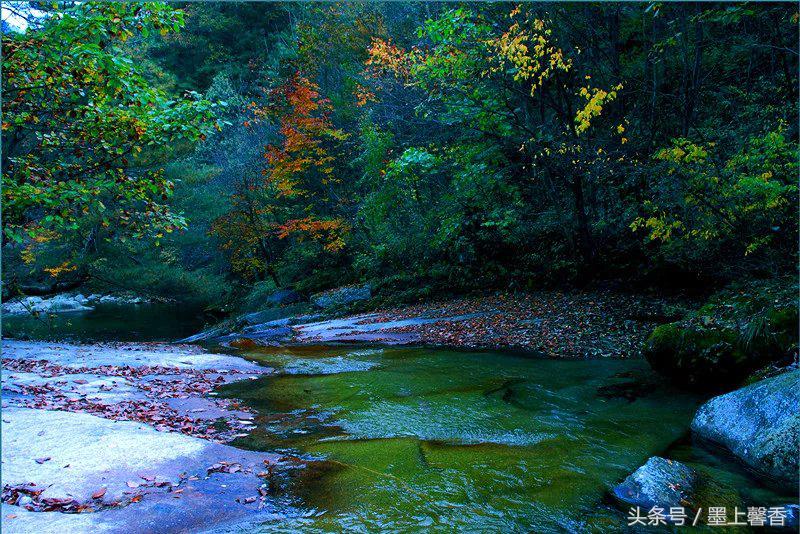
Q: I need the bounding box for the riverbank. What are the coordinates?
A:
[210,290,689,359]
[0,341,312,532]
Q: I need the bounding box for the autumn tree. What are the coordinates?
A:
[211,74,348,285]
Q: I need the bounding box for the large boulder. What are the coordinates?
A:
[691,369,799,490]
[612,457,740,523]
[178,326,228,343]
[644,305,797,391]
[311,284,371,309]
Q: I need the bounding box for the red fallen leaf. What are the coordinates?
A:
[73,379,89,385]
[6,514,17,519]
[140,475,155,482]
[35,457,51,464]
[243,496,257,504]
[130,495,143,503]
[91,487,107,499]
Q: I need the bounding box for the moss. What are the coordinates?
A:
[645,322,752,390]
[645,281,798,391]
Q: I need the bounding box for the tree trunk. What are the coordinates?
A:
[572,174,595,271]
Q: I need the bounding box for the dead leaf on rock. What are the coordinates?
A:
[91,487,107,500]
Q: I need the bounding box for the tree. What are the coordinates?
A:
[2,2,219,283]
[211,74,348,285]
[364,6,626,276]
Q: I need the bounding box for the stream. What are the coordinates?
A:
[215,345,792,532]
[4,306,794,532]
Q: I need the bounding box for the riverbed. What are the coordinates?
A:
[2,308,794,532]
[212,345,792,532]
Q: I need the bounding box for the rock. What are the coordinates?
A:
[242,318,292,332]
[3,340,264,372]
[2,293,94,315]
[691,369,799,490]
[1,407,284,533]
[644,322,751,390]
[241,311,286,326]
[266,288,304,306]
[178,326,227,343]
[612,457,696,512]
[785,505,800,529]
[612,456,741,522]
[310,284,371,309]
[95,294,146,305]
[293,313,323,324]
[221,327,293,346]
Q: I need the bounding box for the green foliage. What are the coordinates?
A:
[633,123,798,271]
[2,2,219,275]
[645,278,798,390]
[4,2,797,311]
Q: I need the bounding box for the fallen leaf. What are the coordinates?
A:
[126,481,139,489]
[35,457,51,464]
[91,487,107,499]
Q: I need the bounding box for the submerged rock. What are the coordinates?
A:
[612,456,740,522]
[311,284,371,309]
[691,369,799,490]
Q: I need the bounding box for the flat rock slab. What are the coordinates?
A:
[1,341,267,441]
[1,408,286,533]
[3,340,262,372]
[293,312,489,344]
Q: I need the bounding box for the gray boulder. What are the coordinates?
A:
[237,326,293,342]
[612,457,741,522]
[311,285,371,309]
[2,293,93,315]
[612,457,696,513]
[178,326,227,343]
[691,369,799,490]
[242,318,292,332]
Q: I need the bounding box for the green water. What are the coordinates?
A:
[215,345,791,533]
[1,303,207,342]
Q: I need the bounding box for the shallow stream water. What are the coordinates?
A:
[1,302,206,342]
[216,345,793,533]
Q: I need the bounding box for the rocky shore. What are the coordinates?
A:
[187,290,685,359]
[0,341,316,532]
